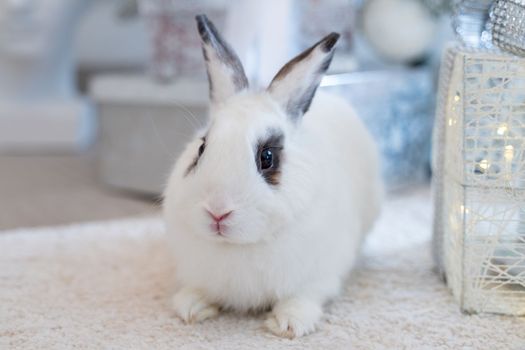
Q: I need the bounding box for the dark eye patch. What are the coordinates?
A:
[185,137,206,176]
[256,130,284,186]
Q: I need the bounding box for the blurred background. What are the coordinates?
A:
[0,0,456,230]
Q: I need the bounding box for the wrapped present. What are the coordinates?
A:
[433,45,525,315]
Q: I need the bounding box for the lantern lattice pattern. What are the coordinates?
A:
[436,46,525,315]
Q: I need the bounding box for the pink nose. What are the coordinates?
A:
[207,210,233,223]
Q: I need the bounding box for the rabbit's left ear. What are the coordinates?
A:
[267,33,339,121]
[196,15,249,104]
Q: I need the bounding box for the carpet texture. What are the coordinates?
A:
[1,188,524,349]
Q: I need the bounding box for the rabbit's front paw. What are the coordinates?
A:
[171,287,219,324]
[265,297,322,338]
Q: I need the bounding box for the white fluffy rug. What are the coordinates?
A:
[1,188,524,349]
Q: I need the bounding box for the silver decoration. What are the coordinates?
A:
[452,0,494,48]
[490,0,525,56]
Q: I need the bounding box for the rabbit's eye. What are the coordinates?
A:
[256,130,283,185]
[198,142,205,157]
[184,137,206,176]
[260,148,273,170]
[257,146,281,185]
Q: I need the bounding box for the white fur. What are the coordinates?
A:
[202,40,242,102]
[164,90,382,337]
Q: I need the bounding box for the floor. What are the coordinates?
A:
[0,154,159,231]
[2,188,524,349]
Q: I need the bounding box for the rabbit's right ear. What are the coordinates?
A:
[196,15,249,104]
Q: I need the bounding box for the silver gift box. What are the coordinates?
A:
[90,75,208,195]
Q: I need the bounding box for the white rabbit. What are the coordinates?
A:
[163,14,382,338]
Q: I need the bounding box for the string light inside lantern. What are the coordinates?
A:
[497,124,508,135]
[460,205,469,214]
[504,145,514,162]
[478,159,490,173]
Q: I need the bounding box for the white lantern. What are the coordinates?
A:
[433,46,525,315]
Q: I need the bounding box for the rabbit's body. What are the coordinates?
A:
[163,15,382,338]
[166,92,380,312]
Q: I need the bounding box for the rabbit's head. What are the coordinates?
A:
[168,15,339,245]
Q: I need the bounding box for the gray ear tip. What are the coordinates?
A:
[195,14,208,24]
[321,32,340,52]
[196,14,211,39]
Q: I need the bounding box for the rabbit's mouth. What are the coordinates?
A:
[209,222,229,236]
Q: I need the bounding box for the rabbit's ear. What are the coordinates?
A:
[196,15,249,104]
[267,33,339,121]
